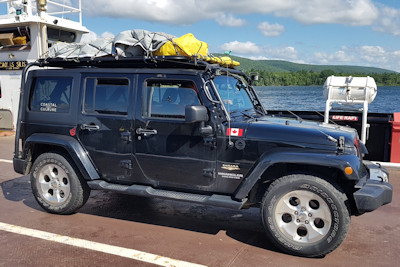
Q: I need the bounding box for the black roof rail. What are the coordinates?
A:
[35,55,250,82]
[37,56,215,70]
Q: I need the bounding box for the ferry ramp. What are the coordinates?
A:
[0,135,398,266]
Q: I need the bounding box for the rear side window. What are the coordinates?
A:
[29,77,72,113]
[84,78,129,115]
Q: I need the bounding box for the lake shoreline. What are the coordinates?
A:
[255,85,400,114]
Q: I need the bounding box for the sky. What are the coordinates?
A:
[33,1,400,72]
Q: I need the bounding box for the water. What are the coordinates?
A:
[255,86,400,114]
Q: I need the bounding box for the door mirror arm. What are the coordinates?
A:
[199,122,214,137]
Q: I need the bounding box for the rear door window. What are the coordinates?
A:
[83,78,129,116]
[29,77,72,113]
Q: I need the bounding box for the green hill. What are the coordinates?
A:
[213,54,395,74]
[211,54,399,86]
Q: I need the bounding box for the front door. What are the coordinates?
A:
[134,75,216,191]
[77,74,134,183]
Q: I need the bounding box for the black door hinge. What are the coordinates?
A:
[203,168,215,178]
[338,136,345,153]
[203,137,216,147]
[120,160,133,170]
[121,132,132,142]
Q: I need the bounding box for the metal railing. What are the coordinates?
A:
[0,0,83,24]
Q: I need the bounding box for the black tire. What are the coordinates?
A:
[31,152,90,214]
[261,174,350,257]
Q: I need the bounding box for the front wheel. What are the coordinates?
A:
[261,174,350,257]
[31,152,90,214]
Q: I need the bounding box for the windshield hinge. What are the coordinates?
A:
[338,136,345,153]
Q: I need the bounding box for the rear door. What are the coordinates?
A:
[77,73,134,183]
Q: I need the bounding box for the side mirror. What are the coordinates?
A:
[185,105,209,123]
[249,72,259,81]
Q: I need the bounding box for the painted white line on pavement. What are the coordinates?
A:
[0,222,206,267]
[0,159,12,164]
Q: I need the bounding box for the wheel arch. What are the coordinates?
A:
[235,151,360,213]
[23,133,99,181]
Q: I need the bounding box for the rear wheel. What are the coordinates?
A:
[31,152,90,214]
[261,174,350,257]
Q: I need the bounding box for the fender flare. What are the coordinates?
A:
[234,148,362,200]
[25,133,99,180]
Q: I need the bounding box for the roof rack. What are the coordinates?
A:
[37,56,214,70]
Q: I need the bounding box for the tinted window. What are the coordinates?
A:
[144,80,200,119]
[84,78,129,115]
[29,77,72,113]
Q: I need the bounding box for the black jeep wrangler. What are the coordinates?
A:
[13,57,392,257]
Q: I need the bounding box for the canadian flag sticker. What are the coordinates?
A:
[227,128,243,137]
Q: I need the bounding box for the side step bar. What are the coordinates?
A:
[87,180,247,210]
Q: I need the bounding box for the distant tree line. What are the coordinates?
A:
[246,69,400,86]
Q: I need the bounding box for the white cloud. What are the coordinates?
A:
[265,46,298,61]
[359,46,387,64]
[82,0,380,27]
[314,50,353,64]
[218,41,399,72]
[216,13,246,27]
[220,41,262,55]
[220,42,298,61]
[100,32,115,39]
[80,31,115,43]
[373,6,400,36]
[248,56,269,60]
[258,22,285,37]
[312,45,400,71]
[276,0,379,26]
[82,0,213,25]
[81,0,400,37]
[80,31,98,43]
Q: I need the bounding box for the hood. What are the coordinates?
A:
[243,116,357,150]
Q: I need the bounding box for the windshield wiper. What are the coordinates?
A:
[287,110,303,122]
[243,107,265,117]
[230,109,255,120]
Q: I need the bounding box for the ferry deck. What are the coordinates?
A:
[0,134,398,266]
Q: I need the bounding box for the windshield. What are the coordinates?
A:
[213,75,255,113]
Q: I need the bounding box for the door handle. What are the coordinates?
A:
[81,123,100,131]
[136,128,157,137]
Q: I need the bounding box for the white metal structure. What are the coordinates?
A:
[323,75,378,144]
[0,0,88,129]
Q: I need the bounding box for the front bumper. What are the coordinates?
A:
[353,161,393,214]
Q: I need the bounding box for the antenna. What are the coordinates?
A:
[224,51,234,147]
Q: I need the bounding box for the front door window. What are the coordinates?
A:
[143,80,200,119]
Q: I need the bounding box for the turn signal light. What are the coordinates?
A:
[345,167,353,175]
